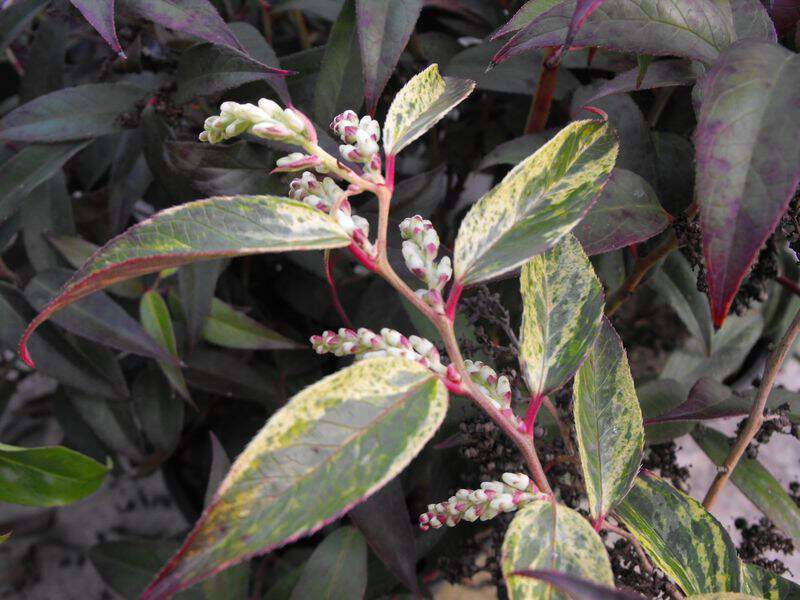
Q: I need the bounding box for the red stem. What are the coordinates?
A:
[524,48,560,134]
[348,242,378,272]
[445,282,464,321]
[325,253,353,328]
[524,393,544,437]
[593,515,605,532]
[384,155,396,192]
[777,275,800,298]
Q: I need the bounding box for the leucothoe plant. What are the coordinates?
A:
[15,59,791,600]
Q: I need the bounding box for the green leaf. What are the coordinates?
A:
[741,562,800,599]
[383,63,475,156]
[66,389,143,461]
[0,83,149,142]
[132,368,184,456]
[203,298,303,351]
[25,269,172,363]
[693,427,800,545]
[573,168,669,256]
[140,290,190,402]
[573,319,643,521]
[453,119,618,285]
[289,527,367,600]
[314,0,364,125]
[0,142,90,223]
[19,195,350,367]
[143,357,448,598]
[649,252,713,355]
[616,472,742,595]
[502,501,614,599]
[0,442,110,507]
[519,233,603,399]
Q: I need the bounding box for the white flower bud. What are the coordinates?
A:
[502,473,530,492]
[257,98,282,116]
[282,108,306,133]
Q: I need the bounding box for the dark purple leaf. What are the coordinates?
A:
[582,59,697,105]
[349,479,419,594]
[574,168,668,256]
[764,0,800,34]
[695,41,800,326]
[491,0,561,39]
[512,570,640,600]
[118,0,242,51]
[547,0,610,67]
[0,0,49,53]
[178,260,223,353]
[229,22,292,106]
[69,0,124,56]
[492,0,732,67]
[356,0,422,115]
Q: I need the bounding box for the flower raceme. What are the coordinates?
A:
[399,216,453,314]
[331,110,382,174]
[418,473,547,530]
[198,99,312,145]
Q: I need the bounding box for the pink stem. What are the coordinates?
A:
[445,282,464,321]
[325,253,353,328]
[593,515,605,532]
[524,393,544,437]
[384,154,396,192]
[348,242,378,272]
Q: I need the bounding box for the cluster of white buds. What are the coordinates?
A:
[310,327,448,376]
[331,110,381,174]
[199,99,312,145]
[399,216,453,315]
[418,473,546,530]
[288,172,374,256]
[464,359,525,432]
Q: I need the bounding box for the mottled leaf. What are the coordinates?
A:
[511,570,640,599]
[289,527,367,600]
[140,290,190,402]
[741,562,800,599]
[519,233,603,399]
[502,501,614,599]
[19,195,350,366]
[696,41,800,326]
[25,269,171,363]
[203,298,303,351]
[693,427,800,544]
[0,83,148,142]
[616,472,742,594]
[574,168,668,256]
[118,0,242,50]
[143,357,448,598]
[454,119,618,285]
[69,0,124,55]
[174,43,290,105]
[383,64,475,156]
[0,142,89,223]
[649,252,713,354]
[0,0,49,53]
[0,442,109,507]
[492,0,732,66]
[314,0,364,125]
[574,319,643,520]
[355,0,422,115]
[582,59,697,105]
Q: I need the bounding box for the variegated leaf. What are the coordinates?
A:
[453,119,618,285]
[573,318,643,521]
[19,196,350,367]
[684,595,760,599]
[616,472,742,595]
[741,562,800,599]
[143,357,448,598]
[383,64,475,156]
[519,233,603,399]
[502,501,614,599]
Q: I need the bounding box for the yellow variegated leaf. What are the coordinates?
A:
[454,119,618,285]
[383,64,475,156]
[502,501,614,600]
[617,472,742,595]
[143,357,448,598]
[573,318,643,521]
[520,233,603,399]
[741,562,800,599]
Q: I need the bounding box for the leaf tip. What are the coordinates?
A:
[581,105,609,121]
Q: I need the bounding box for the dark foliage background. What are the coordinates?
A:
[0,0,798,598]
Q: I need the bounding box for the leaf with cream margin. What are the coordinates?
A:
[574,318,643,521]
[519,233,603,399]
[617,472,742,594]
[741,562,800,599]
[453,118,618,285]
[695,40,800,327]
[502,501,614,599]
[383,64,475,156]
[142,357,448,598]
[19,195,350,367]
